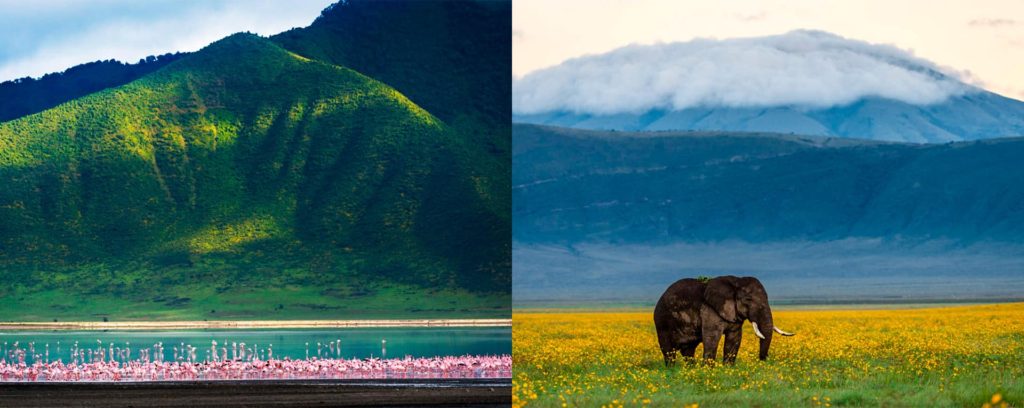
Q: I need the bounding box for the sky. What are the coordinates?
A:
[513,0,1024,100]
[0,0,335,82]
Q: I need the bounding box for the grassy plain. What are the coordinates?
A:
[0,281,509,321]
[512,303,1024,407]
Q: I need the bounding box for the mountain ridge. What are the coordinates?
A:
[273,0,510,127]
[513,123,1024,243]
[0,53,184,123]
[514,91,1024,143]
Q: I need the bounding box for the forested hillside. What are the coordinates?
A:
[273,0,512,231]
[0,53,183,123]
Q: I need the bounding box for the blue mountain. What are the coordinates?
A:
[514,91,1024,143]
[512,124,1024,302]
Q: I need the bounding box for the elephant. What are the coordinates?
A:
[653,275,794,366]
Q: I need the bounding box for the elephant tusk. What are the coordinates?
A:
[750,322,766,339]
[774,326,795,336]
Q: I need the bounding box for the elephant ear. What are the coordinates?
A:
[705,276,739,322]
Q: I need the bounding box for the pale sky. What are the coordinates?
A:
[0,0,334,82]
[513,0,1024,99]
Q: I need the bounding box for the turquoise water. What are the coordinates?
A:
[0,327,510,364]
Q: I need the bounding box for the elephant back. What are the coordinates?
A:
[654,278,707,329]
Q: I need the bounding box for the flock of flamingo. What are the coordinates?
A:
[0,339,511,381]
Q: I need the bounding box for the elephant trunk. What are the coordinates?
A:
[754,311,774,361]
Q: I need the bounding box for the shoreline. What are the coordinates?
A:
[0,318,511,331]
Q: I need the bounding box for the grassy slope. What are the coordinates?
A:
[0,34,508,320]
[272,0,510,126]
[272,0,511,258]
[513,303,1024,407]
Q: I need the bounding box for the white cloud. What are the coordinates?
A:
[0,0,334,82]
[513,30,976,115]
[968,18,1018,27]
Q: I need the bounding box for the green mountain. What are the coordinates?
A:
[2,1,512,149]
[0,32,508,320]
[272,0,511,232]
[0,53,184,123]
[273,0,510,127]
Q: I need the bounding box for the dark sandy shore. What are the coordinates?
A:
[0,378,511,407]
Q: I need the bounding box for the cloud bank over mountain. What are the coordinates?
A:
[513,30,976,115]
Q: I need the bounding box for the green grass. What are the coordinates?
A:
[0,285,508,321]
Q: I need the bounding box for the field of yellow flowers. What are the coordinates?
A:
[513,303,1024,407]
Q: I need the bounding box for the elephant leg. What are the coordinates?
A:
[722,325,743,364]
[657,331,677,367]
[702,325,723,361]
[678,342,699,362]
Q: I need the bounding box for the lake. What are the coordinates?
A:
[0,327,510,364]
